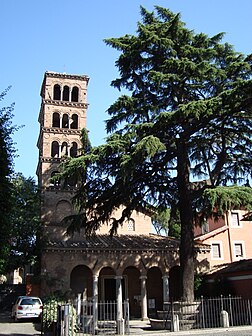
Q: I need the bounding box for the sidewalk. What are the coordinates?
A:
[128,319,252,335]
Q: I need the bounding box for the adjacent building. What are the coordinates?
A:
[194,210,252,268]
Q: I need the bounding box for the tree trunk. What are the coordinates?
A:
[177,137,195,302]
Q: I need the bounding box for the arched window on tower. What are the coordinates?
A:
[50,171,60,186]
[63,86,70,101]
[70,114,78,129]
[61,142,68,157]
[53,84,61,100]
[70,142,78,157]
[52,112,60,127]
[66,175,77,188]
[51,141,59,158]
[62,114,69,128]
[71,86,79,102]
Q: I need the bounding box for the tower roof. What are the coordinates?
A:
[44,71,89,81]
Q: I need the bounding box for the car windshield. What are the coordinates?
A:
[20,298,41,305]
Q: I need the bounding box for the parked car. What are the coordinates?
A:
[11,296,43,321]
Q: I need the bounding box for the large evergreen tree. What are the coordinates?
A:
[60,6,252,301]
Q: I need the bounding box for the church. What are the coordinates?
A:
[36,71,210,319]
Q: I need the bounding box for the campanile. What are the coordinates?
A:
[37,71,89,240]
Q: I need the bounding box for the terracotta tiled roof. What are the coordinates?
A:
[47,233,180,250]
[194,225,227,241]
[46,233,209,252]
[241,211,252,221]
[208,258,252,275]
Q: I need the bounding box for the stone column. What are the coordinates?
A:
[60,87,63,101]
[58,144,62,158]
[116,276,124,335]
[162,275,170,303]
[93,275,98,330]
[116,276,123,320]
[140,275,148,320]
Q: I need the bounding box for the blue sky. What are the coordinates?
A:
[1,0,252,179]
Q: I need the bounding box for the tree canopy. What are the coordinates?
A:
[0,87,17,274]
[0,90,40,276]
[59,6,252,301]
[7,173,41,273]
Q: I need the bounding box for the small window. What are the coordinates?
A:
[231,212,240,227]
[71,86,79,102]
[53,84,61,100]
[127,218,135,231]
[63,85,70,101]
[61,142,68,157]
[66,175,77,187]
[212,243,221,259]
[50,171,60,186]
[51,141,59,158]
[62,114,69,128]
[70,142,78,157]
[70,114,78,129]
[234,243,244,258]
[52,112,60,127]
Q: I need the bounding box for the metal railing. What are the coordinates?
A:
[160,295,252,331]
[41,295,252,334]
[41,298,129,336]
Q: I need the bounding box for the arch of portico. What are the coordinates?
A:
[42,247,177,320]
[42,235,210,320]
[68,261,165,320]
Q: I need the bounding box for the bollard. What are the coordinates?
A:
[172,314,179,332]
[77,294,81,325]
[116,318,125,335]
[220,310,229,328]
[64,304,70,336]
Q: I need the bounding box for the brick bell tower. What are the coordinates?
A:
[37,71,89,242]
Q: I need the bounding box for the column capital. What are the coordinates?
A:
[140,275,147,280]
[162,274,170,280]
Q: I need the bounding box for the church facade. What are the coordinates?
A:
[37,71,210,319]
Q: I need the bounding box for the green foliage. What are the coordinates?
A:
[42,294,77,334]
[194,186,252,224]
[7,173,41,272]
[168,208,181,239]
[194,272,204,295]
[60,6,252,300]
[203,186,252,214]
[0,87,18,274]
[152,208,170,235]
[0,90,40,276]
[42,296,60,330]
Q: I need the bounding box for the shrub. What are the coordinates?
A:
[42,294,77,335]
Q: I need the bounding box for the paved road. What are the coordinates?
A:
[1,310,252,336]
[0,310,40,336]
[169,327,252,336]
[129,319,252,335]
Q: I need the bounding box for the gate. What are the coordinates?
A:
[41,298,130,335]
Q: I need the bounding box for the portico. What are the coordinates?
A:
[41,233,210,319]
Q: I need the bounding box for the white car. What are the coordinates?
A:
[11,296,43,321]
